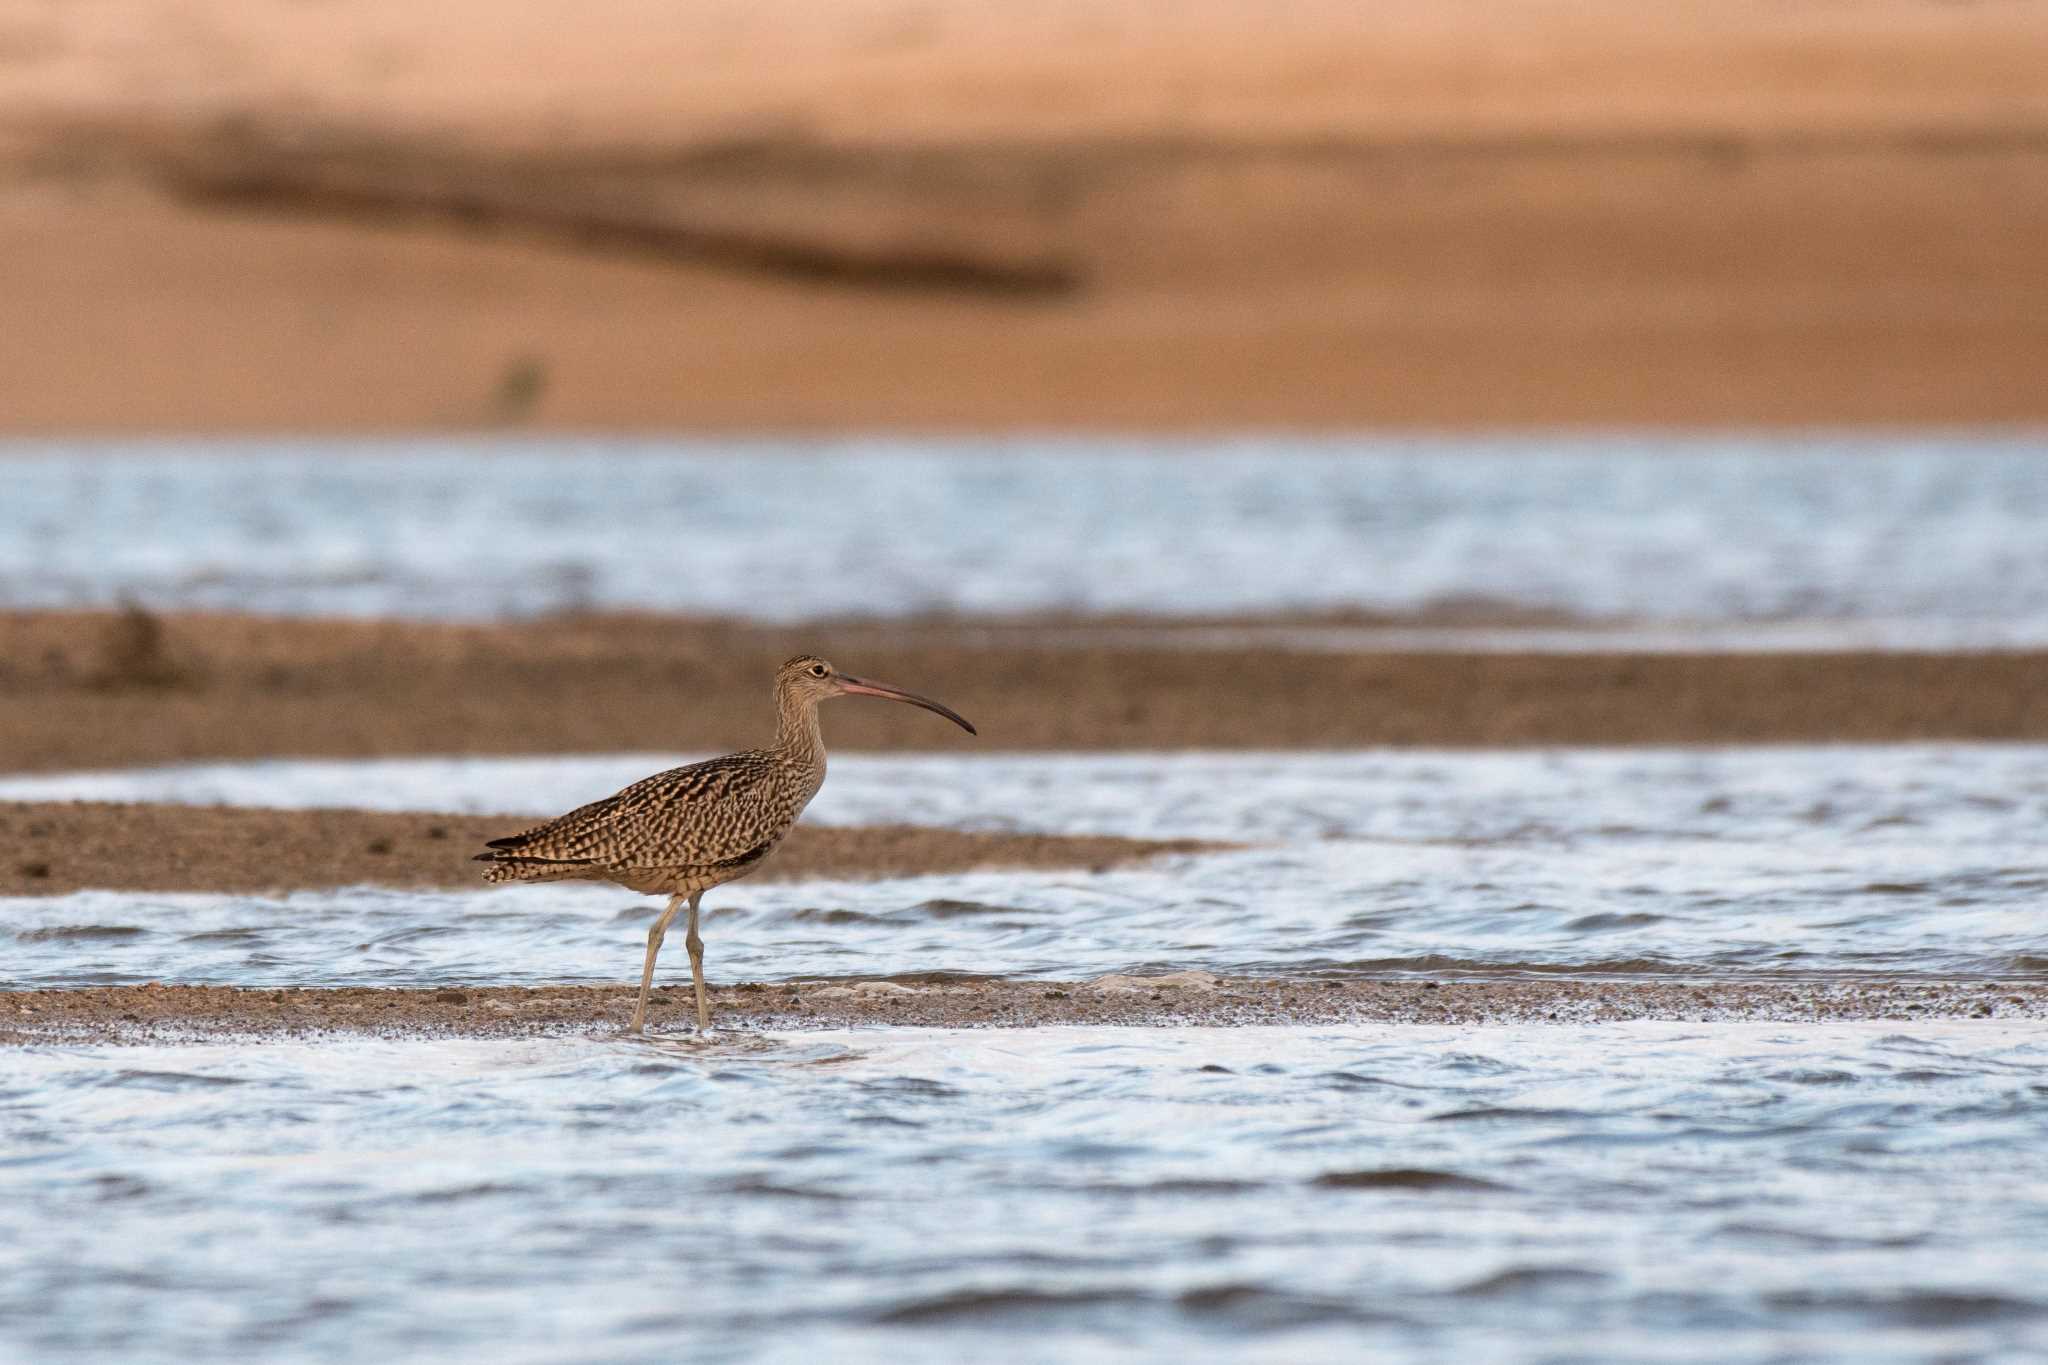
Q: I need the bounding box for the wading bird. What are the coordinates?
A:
[474,656,976,1032]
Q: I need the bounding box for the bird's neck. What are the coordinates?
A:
[772,686,826,767]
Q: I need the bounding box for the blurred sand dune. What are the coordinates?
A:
[2,0,2046,427]
[11,0,2046,146]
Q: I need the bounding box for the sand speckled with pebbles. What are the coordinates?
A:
[8,978,2043,1046]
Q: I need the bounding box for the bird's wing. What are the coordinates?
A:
[481,753,789,870]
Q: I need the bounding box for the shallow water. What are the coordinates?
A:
[8,748,2045,984]
[5,1024,2046,1364]
[5,436,2048,643]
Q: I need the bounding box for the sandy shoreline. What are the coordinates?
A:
[4,0,2045,428]
[7,977,2042,1045]
[0,801,1214,897]
[3,612,2044,771]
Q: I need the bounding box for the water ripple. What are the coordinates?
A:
[3,1024,2045,1362]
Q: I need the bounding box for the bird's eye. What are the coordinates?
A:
[810,664,828,677]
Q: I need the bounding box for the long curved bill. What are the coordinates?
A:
[839,675,977,735]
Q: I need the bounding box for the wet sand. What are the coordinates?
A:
[3,1,2046,428]
[7,977,2042,1046]
[3,612,2045,772]
[0,801,1214,897]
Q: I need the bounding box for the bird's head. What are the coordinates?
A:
[776,655,976,734]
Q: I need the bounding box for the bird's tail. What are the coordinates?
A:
[472,850,592,884]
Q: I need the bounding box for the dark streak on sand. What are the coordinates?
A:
[6,977,2043,1045]
[154,124,2048,300]
[162,124,1087,297]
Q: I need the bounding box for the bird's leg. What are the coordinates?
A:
[684,891,709,1031]
[630,893,686,1034]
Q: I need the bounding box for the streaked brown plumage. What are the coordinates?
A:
[474,655,976,1032]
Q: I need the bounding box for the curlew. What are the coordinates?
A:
[473,656,976,1033]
